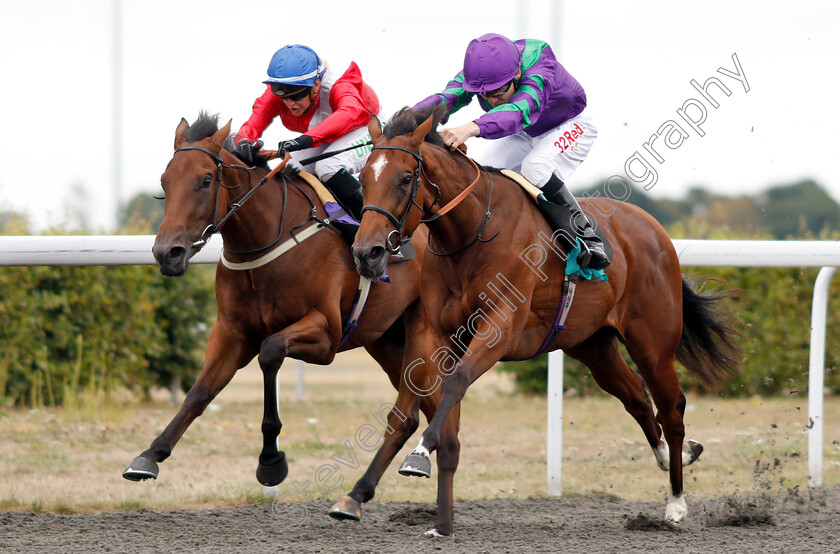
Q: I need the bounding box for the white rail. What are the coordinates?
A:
[0,235,223,266]
[0,236,837,494]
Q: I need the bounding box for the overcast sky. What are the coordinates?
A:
[1,0,838,231]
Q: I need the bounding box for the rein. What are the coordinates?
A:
[361,144,497,256]
[260,139,372,167]
[424,149,481,221]
[425,149,499,257]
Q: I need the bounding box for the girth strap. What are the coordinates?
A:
[339,277,374,348]
[535,272,578,356]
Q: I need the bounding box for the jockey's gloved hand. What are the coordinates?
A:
[277,135,314,159]
[233,139,263,164]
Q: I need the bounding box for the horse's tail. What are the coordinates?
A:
[676,278,742,390]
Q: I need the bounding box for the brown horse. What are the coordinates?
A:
[352,107,741,535]
[122,113,443,514]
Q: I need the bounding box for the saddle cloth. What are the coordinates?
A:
[500,169,543,202]
[297,170,415,263]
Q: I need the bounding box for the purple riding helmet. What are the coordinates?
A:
[461,33,522,95]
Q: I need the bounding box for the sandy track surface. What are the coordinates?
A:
[3,486,838,553]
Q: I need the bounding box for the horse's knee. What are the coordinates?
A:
[375,400,419,439]
[384,408,420,444]
[259,337,289,371]
[182,384,214,414]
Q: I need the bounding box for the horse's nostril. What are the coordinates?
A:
[368,246,386,262]
[168,246,186,260]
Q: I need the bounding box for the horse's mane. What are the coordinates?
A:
[186,111,271,170]
[383,104,448,148]
[185,111,221,142]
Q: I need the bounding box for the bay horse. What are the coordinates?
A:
[122,113,444,516]
[351,107,741,535]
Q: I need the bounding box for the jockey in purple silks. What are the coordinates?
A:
[414,33,610,270]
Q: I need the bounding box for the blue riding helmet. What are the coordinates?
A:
[263,44,326,86]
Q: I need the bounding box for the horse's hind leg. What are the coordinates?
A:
[623,322,690,523]
[123,321,256,481]
[256,311,335,487]
[566,329,664,466]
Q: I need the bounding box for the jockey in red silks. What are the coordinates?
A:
[414,33,610,270]
[233,44,380,220]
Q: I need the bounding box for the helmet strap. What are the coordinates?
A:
[302,80,321,114]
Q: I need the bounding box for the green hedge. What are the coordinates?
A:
[0,236,215,407]
[500,224,840,397]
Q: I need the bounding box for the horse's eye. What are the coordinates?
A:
[401,174,413,186]
[202,175,213,188]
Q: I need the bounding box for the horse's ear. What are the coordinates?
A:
[368,115,383,143]
[210,119,232,152]
[409,113,435,147]
[174,118,189,149]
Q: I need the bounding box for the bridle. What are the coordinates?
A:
[359,145,428,252]
[171,146,290,250]
[359,143,498,256]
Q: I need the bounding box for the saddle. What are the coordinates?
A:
[499,169,613,263]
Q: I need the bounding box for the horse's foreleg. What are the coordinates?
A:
[329,390,427,520]
[400,322,508,480]
[429,403,461,537]
[330,308,434,521]
[256,311,333,487]
[123,321,255,481]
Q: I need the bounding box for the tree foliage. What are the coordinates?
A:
[0,201,216,407]
[579,178,840,239]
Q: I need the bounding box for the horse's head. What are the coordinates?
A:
[353,108,440,280]
[153,113,232,276]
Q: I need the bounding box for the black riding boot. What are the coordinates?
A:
[324,169,364,221]
[537,174,611,270]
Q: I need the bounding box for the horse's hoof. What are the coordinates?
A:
[328,496,362,521]
[683,439,704,466]
[122,456,159,481]
[398,453,431,478]
[256,451,289,487]
[424,528,452,537]
[664,493,687,523]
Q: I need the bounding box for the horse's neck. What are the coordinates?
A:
[424,149,495,254]
[218,171,311,255]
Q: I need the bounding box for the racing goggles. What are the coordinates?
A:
[269,84,312,101]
